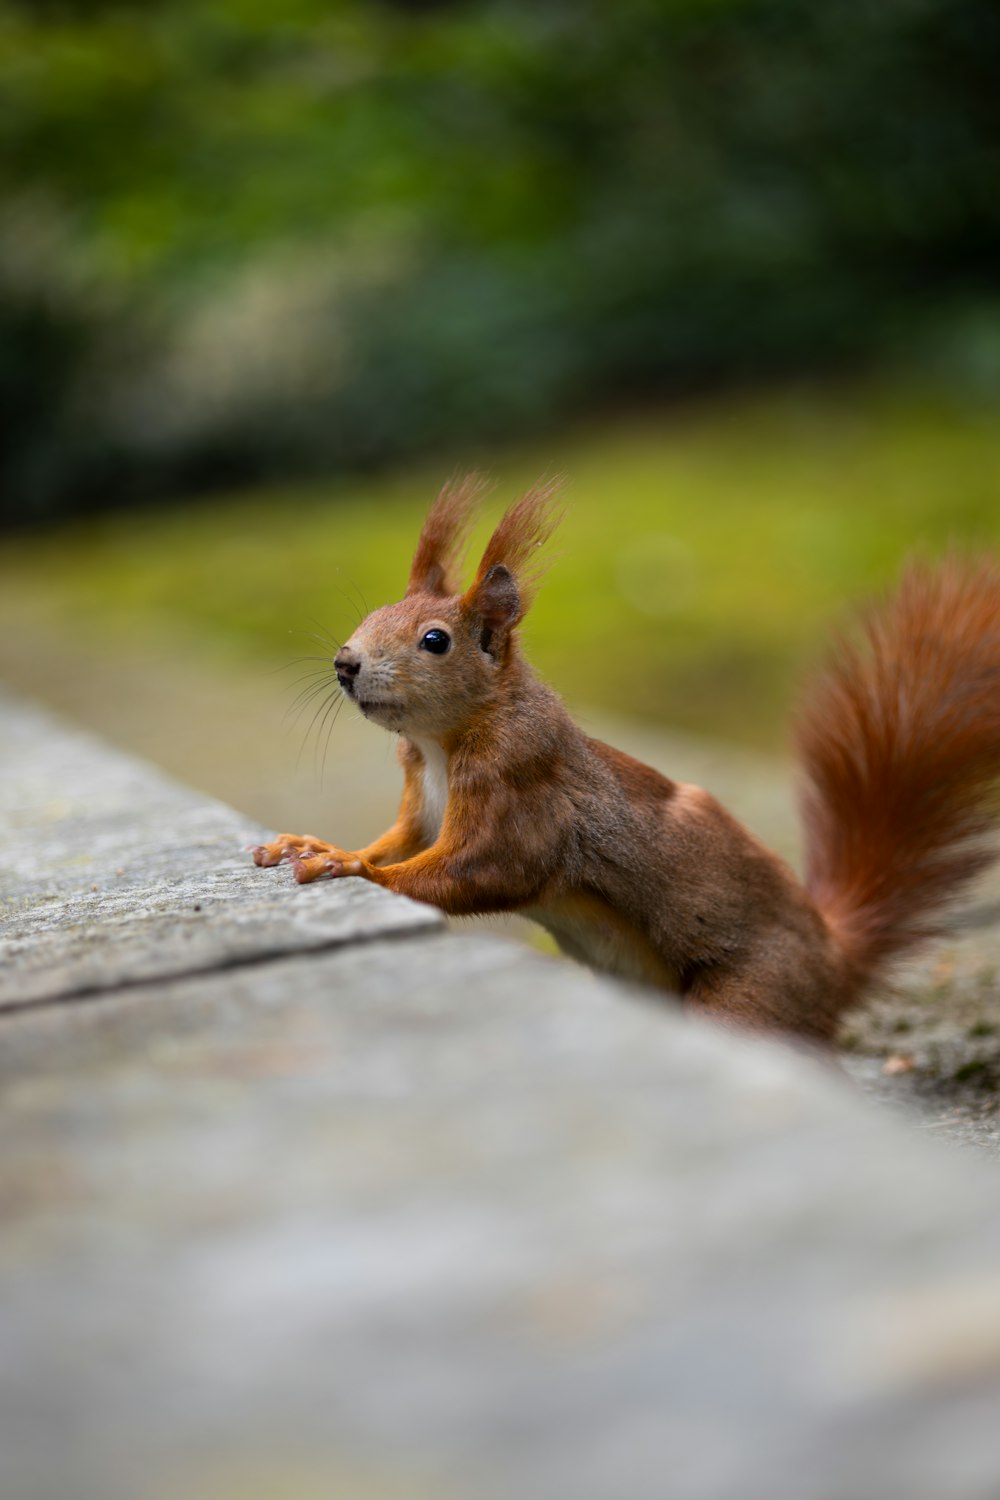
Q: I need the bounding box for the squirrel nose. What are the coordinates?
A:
[335,647,361,688]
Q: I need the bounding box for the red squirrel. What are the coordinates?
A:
[253,477,1000,1041]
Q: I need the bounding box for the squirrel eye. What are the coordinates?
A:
[419,628,451,655]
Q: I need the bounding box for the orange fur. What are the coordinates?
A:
[465,478,564,621]
[796,557,1000,982]
[254,485,1000,1043]
[407,473,487,598]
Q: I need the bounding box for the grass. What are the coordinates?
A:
[4,375,1000,748]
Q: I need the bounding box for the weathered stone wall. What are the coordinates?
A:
[3,688,1000,1500]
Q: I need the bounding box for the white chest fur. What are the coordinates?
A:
[411,736,450,843]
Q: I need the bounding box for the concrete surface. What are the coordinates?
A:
[0,693,440,1012]
[5,690,1000,1498]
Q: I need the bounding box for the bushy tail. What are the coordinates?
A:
[795,557,1000,987]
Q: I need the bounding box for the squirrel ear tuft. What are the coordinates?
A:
[407,473,488,597]
[464,478,564,628]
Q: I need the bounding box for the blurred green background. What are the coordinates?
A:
[2,0,1000,753]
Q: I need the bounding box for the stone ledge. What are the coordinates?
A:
[3,686,1000,1500]
[0,689,442,1011]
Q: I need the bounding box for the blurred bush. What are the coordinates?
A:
[2,0,999,525]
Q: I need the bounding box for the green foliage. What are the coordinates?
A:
[4,380,999,746]
[1,0,999,522]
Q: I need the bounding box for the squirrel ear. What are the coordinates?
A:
[407,474,486,597]
[479,564,520,625]
[462,479,563,652]
[467,564,520,656]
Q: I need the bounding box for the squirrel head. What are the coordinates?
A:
[334,475,562,739]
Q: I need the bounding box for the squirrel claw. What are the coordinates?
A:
[251,844,281,867]
[291,853,341,883]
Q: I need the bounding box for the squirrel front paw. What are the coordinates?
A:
[251,833,366,884]
[252,833,351,869]
[289,852,364,884]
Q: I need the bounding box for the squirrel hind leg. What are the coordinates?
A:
[684,951,856,1045]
